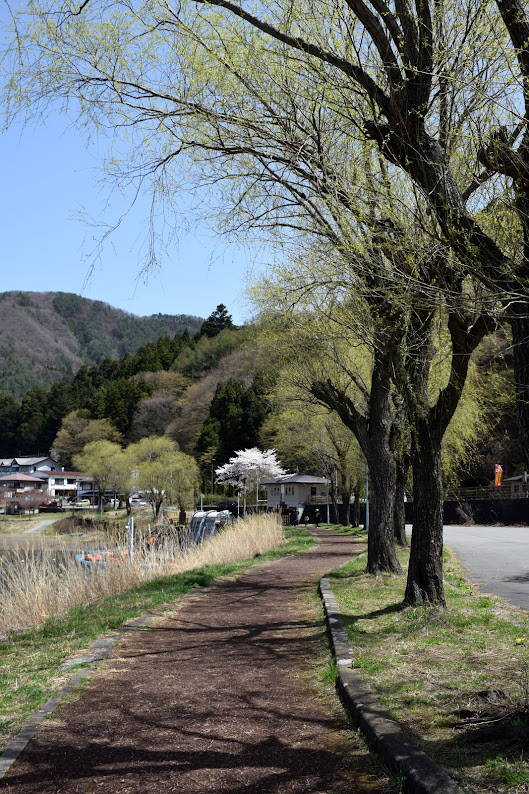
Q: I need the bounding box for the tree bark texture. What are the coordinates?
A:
[366,437,402,574]
[311,352,402,574]
[405,421,446,605]
[338,500,350,526]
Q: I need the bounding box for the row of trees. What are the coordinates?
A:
[73,436,199,520]
[4,0,529,605]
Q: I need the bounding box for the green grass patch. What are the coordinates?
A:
[0,515,47,534]
[329,544,529,791]
[0,525,313,751]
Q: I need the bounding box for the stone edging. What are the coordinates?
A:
[0,609,168,780]
[319,575,464,794]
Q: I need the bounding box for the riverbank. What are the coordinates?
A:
[0,521,313,751]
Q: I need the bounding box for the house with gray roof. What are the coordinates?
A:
[0,456,61,475]
[261,474,328,518]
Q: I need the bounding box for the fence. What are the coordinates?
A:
[404,498,529,525]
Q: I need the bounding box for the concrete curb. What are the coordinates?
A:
[319,575,464,794]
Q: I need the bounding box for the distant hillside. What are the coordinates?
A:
[0,291,203,399]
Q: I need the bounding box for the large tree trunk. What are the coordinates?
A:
[338,499,350,525]
[402,309,491,605]
[337,463,353,526]
[311,338,404,574]
[405,421,445,605]
[366,433,402,574]
[352,487,361,527]
[330,476,340,524]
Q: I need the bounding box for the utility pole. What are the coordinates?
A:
[365,470,369,534]
[210,459,216,502]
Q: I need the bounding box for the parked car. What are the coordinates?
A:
[103,498,121,508]
[75,499,91,507]
[39,499,63,513]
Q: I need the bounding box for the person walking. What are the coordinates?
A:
[314,508,321,527]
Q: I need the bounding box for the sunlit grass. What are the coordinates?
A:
[329,543,529,791]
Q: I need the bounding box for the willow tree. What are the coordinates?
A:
[260,358,369,527]
[1,0,510,599]
[5,0,525,462]
[73,439,124,513]
[256,283,407,574]
[255,214,495,603]
[126,435,199,519]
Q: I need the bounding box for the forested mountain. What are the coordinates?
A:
[0,293,519,495]
[0,305,272,468]
[0,291,203,398]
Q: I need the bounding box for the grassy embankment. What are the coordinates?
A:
[5,518,527,792]
[327,526,529,793]
[0,516,313,751]
[0,515,49,535]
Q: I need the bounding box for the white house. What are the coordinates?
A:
[262,474,328,519]
[32,470,91,500]
[0,470,92,501]
[503,474,529,498]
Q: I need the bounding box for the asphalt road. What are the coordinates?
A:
[440,524,529,611]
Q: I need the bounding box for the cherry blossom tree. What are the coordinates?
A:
[215,448,286,496]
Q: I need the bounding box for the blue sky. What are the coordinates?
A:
[0,116,261,325]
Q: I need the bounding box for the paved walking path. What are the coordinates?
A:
[1,530,386,793]
[19,518,59,535]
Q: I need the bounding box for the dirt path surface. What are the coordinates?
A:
[1,529,387,794]
[19,518,60,535]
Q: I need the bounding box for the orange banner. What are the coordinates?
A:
[494,464,503,486]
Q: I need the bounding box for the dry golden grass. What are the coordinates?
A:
[0,513,284,636]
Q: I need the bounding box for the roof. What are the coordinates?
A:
[261,474,328,486]
[0,457,56,466]
[33,470,87,479]
[0,474,44,483]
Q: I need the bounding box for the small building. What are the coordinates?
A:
[32,470,91,500]
[262,474,328,519]
[0,473,46,496]
[504,474,529,498]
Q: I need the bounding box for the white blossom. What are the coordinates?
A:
[215,448,286,490]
